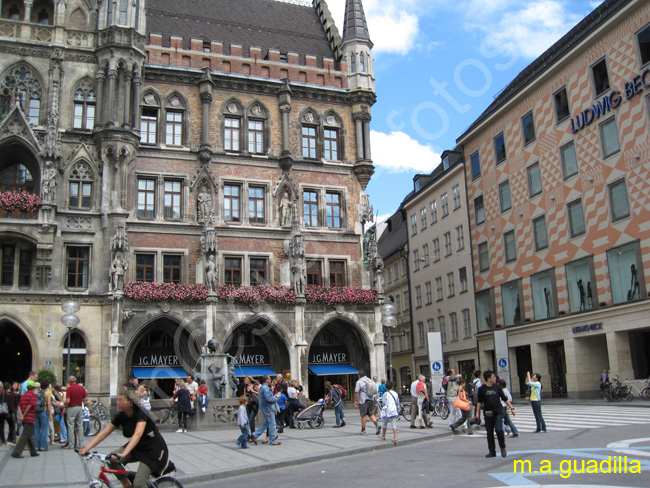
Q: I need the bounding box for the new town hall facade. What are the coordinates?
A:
[0,0,384,400]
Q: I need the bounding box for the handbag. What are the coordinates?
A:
[0,393,8,415]
[454,395,470,411]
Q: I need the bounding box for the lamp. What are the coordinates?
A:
[381,300,397,383]
[61,299,80,381]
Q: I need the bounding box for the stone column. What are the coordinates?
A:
[106,68,117,126]
[606,331,634,380]
[529,342,550,381]
[205,294,217,344]
[280,105,291,153]
[109,294,125,397]
[200,92,212,145]
[132,72,142,132]
[355,116,364,160]
[95,70,105,128]
[122,69,132,128]
[363,119,372,160]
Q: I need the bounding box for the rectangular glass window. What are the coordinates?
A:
[425,281,432,304]
[422,244,429,266]
[475,195,485,224]
[600,117,620,158]
[430,201,437,224]
[224,184,240,222]
[439,316,447,344]
[73,103,84,129]
[420,208,427,229]
[302,126,317,159]
[441,193,449,217]
[433,238,440,261]
[504,230,517,262]
[1,244,15,286]
[165,111,182,146]
[323,128,338,160]
[494,133,506,164]
[18,250,31,287]
[459,266,468,293]
[476,289,494,332]
[502,280,522,326]
[66,246,89,288]
[326,192,342,228]
[410,214,417,235]
[427,318,435,332]
[387,265,393,284]
[609,179,630,221]
[567,199,585,237]
[444,232,452,257]
[136,254,155,282]
[395,294,401,313]
[531,269,555,320]
[453,184,461,209]
[307,260,322,286]
[417,322,425,346]
[443,156,450,170]
[592,58,610,97]
[163,255,181,283]
[164,180,182,219]
[470,151,481,179]
[462,309,471,338]
[224,257,241,287]
[137,179,156,218]
[140,107,158,144]
[224,117,240,151]
[533,215,548,251]
[250,258,267,286]
[248,120,264,154]
[447,272,455,297]
[565,257,596,312]
[412,249,420,272]
[478,242,489,272]
[450,312,458,341]
[415,286,422,308]
[249,186,265,224]
[304,191,319,227]
[527,162,543,197]
[69,181,92,209]
[522,112,536,145]
[639,24,650,66]
[456,225,465,250]
[554,87,570,122]
[607,242,642,304]
[499,180,512,212]
[560,141,579,179]
[435,277,443,301]
[329,261,346,287]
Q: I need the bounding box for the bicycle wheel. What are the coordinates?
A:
[621,388,633,402]
[86,416,102,437]
[402,403,411,422]
[641,387,650,400]
[95,404,110,421]
[603,388,612,402]
[154,476,184,488]
[439,402,450,420]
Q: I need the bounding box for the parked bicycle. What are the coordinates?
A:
[602,376,633,402]
[90,400,111,421]
[624,378,650,401]
[430,391,450,420]
[396,394,411,421]
[85,415,103,437]
[79,451,183,488]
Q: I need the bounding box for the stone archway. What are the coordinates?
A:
[0,320,33,382]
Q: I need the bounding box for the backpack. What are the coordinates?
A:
[334,384,346,397]
[441,376,449,392]
[35,390,46,413]
[364,379,378,398]
[465,380,474,399]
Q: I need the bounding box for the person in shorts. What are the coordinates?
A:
[354,371,380,435]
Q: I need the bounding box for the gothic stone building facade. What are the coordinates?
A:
[0,0,384,400]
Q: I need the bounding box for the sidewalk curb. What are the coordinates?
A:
[177,429,452,485]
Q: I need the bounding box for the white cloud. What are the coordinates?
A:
[370,130,440,173]
[476,1,583,59]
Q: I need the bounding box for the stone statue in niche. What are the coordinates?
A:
[373,255,384,294]
[205,254,218,291]
[110,252,127,292]
[197,186,213,222]
[42,161,56,203]
[279,191,292,227]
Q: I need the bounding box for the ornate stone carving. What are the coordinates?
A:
[65,216,92,229]
[359,192,374,226]
[278,191,292,228]
[197,186,213,222]
[110,252,127,293]
[284,206,306,296]
[41,161,57,203]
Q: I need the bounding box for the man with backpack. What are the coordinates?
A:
[325,381,346,428]
[354,371,380,435]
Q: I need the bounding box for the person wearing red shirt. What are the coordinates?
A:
[11,380,38,458]
[62,376,88,449]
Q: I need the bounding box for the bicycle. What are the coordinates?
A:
[79,451,183,488]
[90,400,111,421]
[85,415,103,437]
[397,395,411,421]
[624,378,650,401]
[431,392,450,420]
[603,376,632,402]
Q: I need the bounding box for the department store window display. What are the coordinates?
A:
[531,269,555,320]
[565,257,596,313]
[502,279,522,326]
[607,242,644,304]
[476,289,494,332]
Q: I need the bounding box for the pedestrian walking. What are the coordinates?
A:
[286,380,304,428]
[497,378,518,437]
[235,396,253,449]
[244,376,259,434]
[251,375,281,445]
[449,378,472,434]
[526,371,546,433]
[11,380,38,458]
[52,385,67,444]
[274,385,288,433]
[171,379,191,433]
[415,375,432,429]
[379,380,399,444]
[62,375,88,449]
[474,370,513,458]
[33,382,50,451]
[325,381,346,427]
[445,369,462,425]
[354,371,380,435]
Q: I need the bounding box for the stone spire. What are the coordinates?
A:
[342,0,372,44]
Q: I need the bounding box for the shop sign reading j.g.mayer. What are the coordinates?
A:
[570,68,650,133]
[134,349,181,366]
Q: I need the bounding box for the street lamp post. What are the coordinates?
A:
[381,300,397,384]
[61,299,80,380]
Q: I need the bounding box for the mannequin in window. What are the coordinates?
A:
[486,311,493,330]
[587,281,593,309]
[629,264,639,300]
[513,294,521,324]
[544,288,551,318]
[577,279,586,310]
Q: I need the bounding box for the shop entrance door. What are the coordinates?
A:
[546,341,567,397]
[0,321,32,382]
[515,345,532,398]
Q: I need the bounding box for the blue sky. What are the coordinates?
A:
[325,0,602,223]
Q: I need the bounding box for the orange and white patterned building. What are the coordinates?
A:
[458,0,650,397]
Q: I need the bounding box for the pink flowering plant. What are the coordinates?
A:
[217,285,297,306]
[306,286,377,306]
[0,191,41,212]
[124,281,209,304]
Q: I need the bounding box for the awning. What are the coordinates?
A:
[233,366,277,377]
[308,364,359,376]
[131,367,187,379]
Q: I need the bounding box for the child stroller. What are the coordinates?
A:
[295,399,325,429]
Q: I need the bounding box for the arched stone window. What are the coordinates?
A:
[0,65,42,125]
[72,78,96,130]
[62,330,87,384]
[118,0,128,25]
[140,91,160,144]
[360,52,365,72]
[164,94,186,146]
[300,109,321,160]
[68,161,94,209]
[0,163,34,193]
[69,8,88,30]
[2,2,23,21]
[32,0,53,25]
[246,102,269,155]
[323,111,344,161]
[222,99,244,152]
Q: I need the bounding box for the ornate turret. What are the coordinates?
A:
[341,0,374,91]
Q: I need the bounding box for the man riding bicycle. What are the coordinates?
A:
[79,392,169,488]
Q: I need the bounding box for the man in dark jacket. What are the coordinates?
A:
[11,380,38,458]
[474,370,514,459]
[251,375,281,446]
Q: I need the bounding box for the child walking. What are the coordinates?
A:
[236,396,253,449]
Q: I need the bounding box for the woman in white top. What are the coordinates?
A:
[379,380,400,444]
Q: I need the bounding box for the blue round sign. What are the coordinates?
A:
[498,358,508,369]
[46,360,51,366]
[432,361,442,372]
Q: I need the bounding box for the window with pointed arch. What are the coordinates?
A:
[247,103,267,155]
[0,163,35,194]
[31,0,53,25]
[165,95,185,146]
[323,113,341,161]
[0,65,42,125]
[301,110,319,159]
[72,79,96,130]
[360,52,365,72]
[68,162,94,210]
[140,92,160,144]
[2,2,23,20]
[223,100,243,152]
